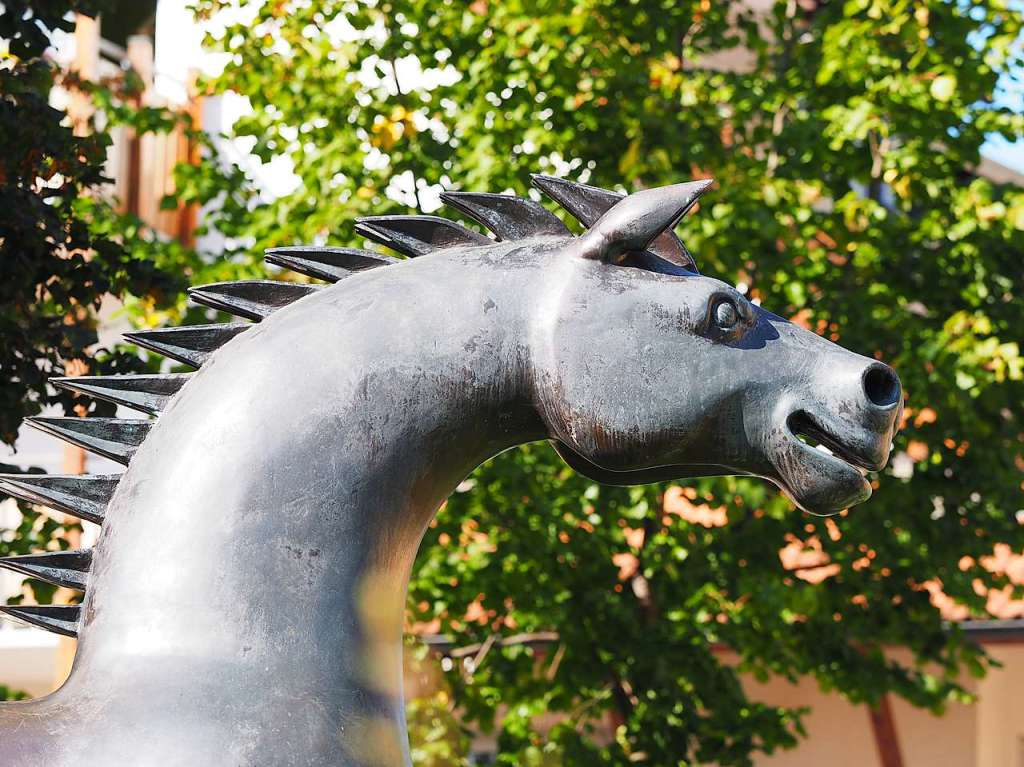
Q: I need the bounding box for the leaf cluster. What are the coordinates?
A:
[0,3,194,628]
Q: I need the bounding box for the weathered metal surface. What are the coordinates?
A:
[0,473,117,525]
[188,280,320,321]
[0,550,91,591]
[124,322,251,368]
[533,173,699,271]
[571,180,712,263]
[52,374,190,415]
[0,605,80,638]
[0,178,900,766]
[355,215,491,256]
[266,246,398,281]
[25,417,151,466]
[440,191,571,240]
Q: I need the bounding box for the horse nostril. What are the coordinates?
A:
[862,364,901,409]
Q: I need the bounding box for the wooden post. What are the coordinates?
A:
[60,357,89,551]
[177,69,203,246]
[125,35,155,220]
[868,694,905,767]
[69,14,100,136]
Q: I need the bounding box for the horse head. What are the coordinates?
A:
[530,179,902,515]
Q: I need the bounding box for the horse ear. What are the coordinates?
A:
[574,179,712,264]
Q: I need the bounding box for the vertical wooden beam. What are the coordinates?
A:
[53,632,78,690]
[126,35,154,91]
[125,35,155,220]
[868,694,905,767]
[60,358,88,551]
[60,442,86,512]
[69,14,100,136]
[177,69,203,246]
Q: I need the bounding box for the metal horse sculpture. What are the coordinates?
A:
[0,176,901,766]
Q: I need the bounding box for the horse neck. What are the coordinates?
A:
[62,251,547,752]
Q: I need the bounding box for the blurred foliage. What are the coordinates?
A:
[0,683,29,701]
[1,0,1023,761]
[0,0,122,588]
[406,683,472,767]
[0,0,189,700]
[0,0,185,445]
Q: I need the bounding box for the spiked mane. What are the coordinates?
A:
[0,175,711,637]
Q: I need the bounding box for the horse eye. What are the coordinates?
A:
[714,299,739,330]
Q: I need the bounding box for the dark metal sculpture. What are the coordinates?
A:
[0,176,901,765]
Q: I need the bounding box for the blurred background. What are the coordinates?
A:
[1,1,1023,765]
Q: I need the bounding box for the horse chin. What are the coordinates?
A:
[551,435,873,517]
[774,466,872,516]
[550,441,729,487]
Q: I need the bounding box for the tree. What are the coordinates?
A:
[0,1,181,441]
[0,1,192,689]
[0,1,119,617]
[13,0,1024,762]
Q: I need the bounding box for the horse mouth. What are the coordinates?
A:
[786,410,881,474]
[553,407,891,515]
[778,410,883,514]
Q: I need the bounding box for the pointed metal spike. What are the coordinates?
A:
[26,417,151,466]
[188,280,320,321]
[530,174,621,227]
[354,216,491,257]
[575,180,713,264]
[0,550,92,591]
[124,323,250,368]
[265,247,398,282]
[0,604,80,637]
[0,473,117,525]
[531,174,702,271]
[440,191,571,241]
[51,374,190,416]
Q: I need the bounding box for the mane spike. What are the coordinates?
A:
[124,323,250,368]
[531,174,704,271]
[265,246,398,282]
[354,215,491,257]
[52,374,190,416]
[188,280,320,321]
[0,604,80,638]
[0,473,117,524]
[574,180,713,264]
[530,174,621,227]
[26,417,152,466]
[439,191,570,240]
[0,550,91,591]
